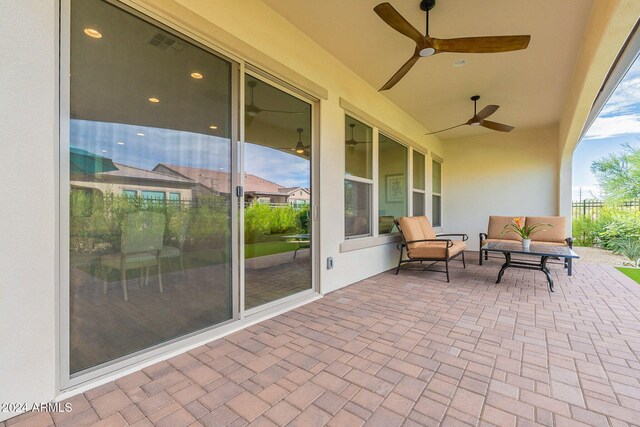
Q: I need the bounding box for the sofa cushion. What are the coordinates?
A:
[525,216,567,243]
[487,216,523,241]
[409,240,466,259]
[397,216,436,250]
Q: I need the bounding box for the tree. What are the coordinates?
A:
[590,143,640,200]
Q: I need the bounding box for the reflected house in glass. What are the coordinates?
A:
[154,163,295,205]
[279,187,310,206]
[70,161,196,202]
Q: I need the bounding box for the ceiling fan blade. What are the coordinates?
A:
[379,54,420,91]
[481,120,514,132]
[434,35,530,53]
[476,105,499,120]
[425,123,467,136]
[374,3,424,46]
[245,114,254,129]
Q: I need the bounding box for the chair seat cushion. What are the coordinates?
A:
[101,252,158,270]
[409,240,466,259]
[158,246,181,258]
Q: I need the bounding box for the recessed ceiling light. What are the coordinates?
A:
[84,28,102,39]
[136,132,144,136]
[117,141,125,145]
[209,124,218,130]
[190,72,204,79]
[148,97,160,103]
[453,59,467,68]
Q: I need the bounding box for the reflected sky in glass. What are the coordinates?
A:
[71,120,310,187]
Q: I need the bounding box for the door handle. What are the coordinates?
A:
[236,186,244,197]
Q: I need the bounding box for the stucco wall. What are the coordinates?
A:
[0,0,59,419]
[163,0,445,293]
[442,126,560,250]
[0,0,443,417]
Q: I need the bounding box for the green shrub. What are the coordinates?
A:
[598,209,640,250]
[572,216,599,246]
[610,237,640,267]
[244,202,302,243]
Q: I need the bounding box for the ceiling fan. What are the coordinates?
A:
[246,80,307,117]
[245,80,307,128]
[290,128,310,156]
[426,95,514,135]
[346,123,372,147]
[374,0,531,91]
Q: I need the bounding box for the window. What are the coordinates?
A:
[412,151,426,216]
[379,134,407,234]
[141,190,166,202]
[122,189,137,198]
[345,115,373,238]
[432,159,442,227]
[169,192,181,203]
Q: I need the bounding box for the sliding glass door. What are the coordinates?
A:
[243,75,313,310]
[68,0,235,374]
[66,0,316,378]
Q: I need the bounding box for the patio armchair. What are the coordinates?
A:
[395,216,468,282]
[101,211,166,301]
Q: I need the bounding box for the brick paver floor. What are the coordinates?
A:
[5,256,640,426]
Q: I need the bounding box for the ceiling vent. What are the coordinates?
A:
[148,32,185,55]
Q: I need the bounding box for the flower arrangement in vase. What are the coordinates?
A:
[501,217,552,250]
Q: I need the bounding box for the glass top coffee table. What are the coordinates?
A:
[481,242,579,292]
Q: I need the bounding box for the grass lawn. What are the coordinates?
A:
[244,241,299,259]
[616,267,640,284]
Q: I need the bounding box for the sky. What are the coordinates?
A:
[71,120,310,188]
[573,56,640,200]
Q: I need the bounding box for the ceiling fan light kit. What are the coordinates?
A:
[373,0,531,90]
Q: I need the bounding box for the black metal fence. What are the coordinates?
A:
[572,199,640,219]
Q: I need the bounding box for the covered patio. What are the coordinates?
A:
[7,255,640,426]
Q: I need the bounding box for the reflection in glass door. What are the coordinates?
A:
[68,0,235,374]
[243,75,313,310]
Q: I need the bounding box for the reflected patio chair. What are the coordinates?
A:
[395,216,468,282]
[101,211,165,301]
[161,209,190,275]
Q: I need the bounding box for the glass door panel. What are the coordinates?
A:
[243,75,312,310]
[69,0,234,374]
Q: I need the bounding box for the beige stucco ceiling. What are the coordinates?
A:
[261,0,595,140]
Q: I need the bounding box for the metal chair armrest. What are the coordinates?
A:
[405,238,454,248]
[437,233,469,241]
[566,237,574,248]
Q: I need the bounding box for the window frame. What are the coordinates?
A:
[411,149,427,217]
[377,131,409,235]
[431,158,443,228]
[344,114,375,239]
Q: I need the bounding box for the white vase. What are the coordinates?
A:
[522,239,531,250]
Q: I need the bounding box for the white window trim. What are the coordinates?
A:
[431,157,443,228]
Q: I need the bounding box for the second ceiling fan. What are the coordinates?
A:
[426,95,514,135]
[374,0,531,91]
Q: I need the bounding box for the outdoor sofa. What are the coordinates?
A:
[479,215,574,267]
